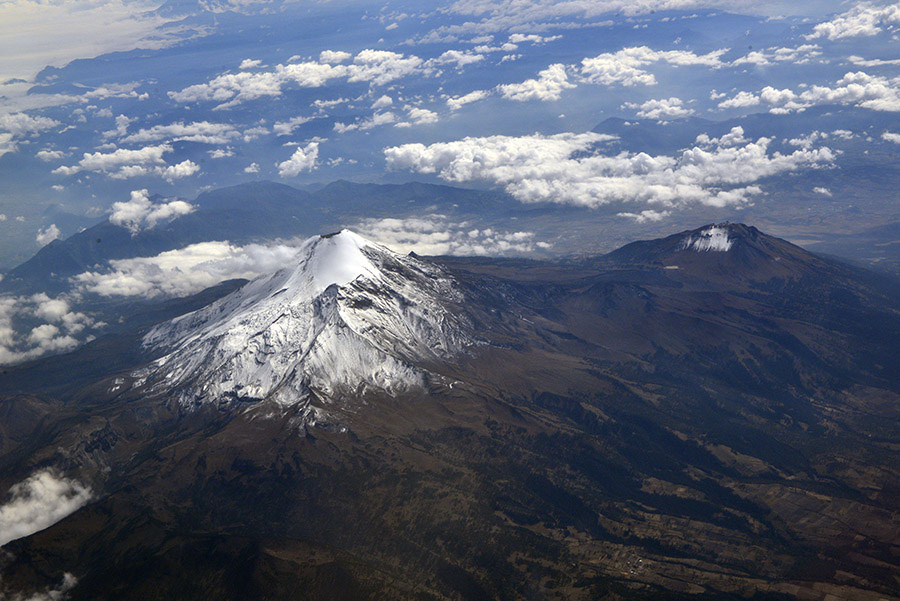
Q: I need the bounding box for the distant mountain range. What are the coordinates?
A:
[1,224,899,601]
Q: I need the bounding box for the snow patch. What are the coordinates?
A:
[682,226,733,252]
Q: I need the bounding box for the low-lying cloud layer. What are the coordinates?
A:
[72,240,305,298]
[0,470,92,547]
[355,216,551,256]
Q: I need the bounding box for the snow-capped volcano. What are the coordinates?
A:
[137,230,475,408]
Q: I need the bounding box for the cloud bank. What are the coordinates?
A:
[385,127,834,210]
[0,469,92,547]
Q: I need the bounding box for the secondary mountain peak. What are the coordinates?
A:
[132,230,476,412]
[600,222,831,282]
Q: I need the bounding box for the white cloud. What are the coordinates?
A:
[121,121,240,145]
[617,209,671,223]
[508,33,561,44]
[356,215,547,256]
[813,186,832,196]
[396,107,439,128]
[0,469,92,546]
[239,58,263,69]
[52,143,201,180]
[109,189,195,234]
[384,127,834,210]
[277,142,319,177]
[447,89,491,110]
[170,50,428,109]
[371,94,394,109]
[719,72,900,113]
[53,143,171,178]
[319,50,352,64]
[580,46,727,87]
[36,149,68,161]
[883,131,900,143]
[848,55,900,67]
[498,63,575,102]
[73,240,305,298]
[163,159,200,181]
[808,2,900,40]
[208,147,234,158]
[36,224,61,246]
[244,162,260,173]
[433,49,485,69]
[0,132,15,158]
[0,113,59,136]
[732,44,821,66]
[312,97,349,111]
[242,125,269,142]
[273,116,312,136]
[788,130,830,150]
[623,97,694,120]
[334,111,397,133]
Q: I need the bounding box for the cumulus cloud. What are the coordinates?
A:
[356,215,549,256]
[169,50,428,109]
[371,94,393,109]
[732,44,821,66]
[0,113,60,156]
[52,143,201,180]
[334,112,397,133]
[395,107,439,128]
[623,97,694,120]
[109,189,195,234]
[883,131,900,143]
[277,142,319,177]
[319,50,352,64]
[239,58,263,69]
[273,116,312,136]
[121,121,240,145]
[384,127,834,210]
[432,49,485,69]
[580,46,727,87]
[0,113,59,136]
[161,160,200,181]
[498,63,575,101]
[0,469,92,546]
[53,144,170,178]
[208,148,235,158]
[446,89,491,110]
[73,240,305,298]
[808,2,900,40]
[35,149,68,161]
[35,224,61,247]
[718,72,900,113]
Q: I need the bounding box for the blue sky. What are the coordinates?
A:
[1,0,899,266]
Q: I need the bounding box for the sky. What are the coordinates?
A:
[1,0,900,363]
